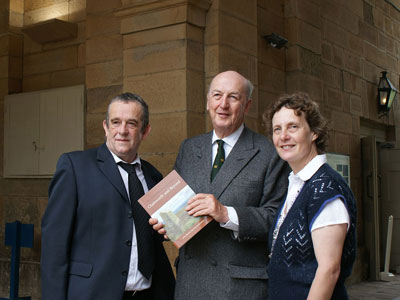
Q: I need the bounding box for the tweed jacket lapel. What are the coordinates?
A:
[96,143,129,202]
[210,127,259,203]
[190,132,214,193]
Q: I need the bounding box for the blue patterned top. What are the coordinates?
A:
[267,163,357,300]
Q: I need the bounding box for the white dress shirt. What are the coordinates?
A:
[211,124,244,233]
[110,151,152,291]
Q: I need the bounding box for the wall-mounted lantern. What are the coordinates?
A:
[378,71,398,116]
[263,33,288,49]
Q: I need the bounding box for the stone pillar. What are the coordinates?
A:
[204,0,259,131]
[115,0,211,264]
[115,0,211,174]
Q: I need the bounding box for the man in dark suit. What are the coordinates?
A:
[41,93,175,300]
[151,71,289,299]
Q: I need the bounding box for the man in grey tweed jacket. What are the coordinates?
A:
[152,71,288,299]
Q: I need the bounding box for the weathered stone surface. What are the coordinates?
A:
[68,0,86,23]
[87,0,121,13]
[50,67,85,88]
[24,2,68,26]
[86,34,123,64]
[24,46,78,76]
[23,73,51,92]
[86,112,106,147]
[85,59,123,89]
[87,85,123,114]
[86,13,120,38]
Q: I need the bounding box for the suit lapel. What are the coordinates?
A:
[97,143,129,202]
[141,162,157,190]
[211,127,259,202]
[194,132,214,193]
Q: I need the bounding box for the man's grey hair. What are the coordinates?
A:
[105,93,149,133]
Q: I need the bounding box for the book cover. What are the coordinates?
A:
[138,170,212,248]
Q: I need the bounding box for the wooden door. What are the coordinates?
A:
[361,136,380,280]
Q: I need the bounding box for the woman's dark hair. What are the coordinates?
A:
[263,92,329,154]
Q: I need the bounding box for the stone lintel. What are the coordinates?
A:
[114,0,211,34]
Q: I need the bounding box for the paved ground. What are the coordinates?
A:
[347,275,400,300]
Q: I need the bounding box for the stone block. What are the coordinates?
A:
[86,14,120,38]
[332,110,353,134]
[9,33,24,57]
[0,34,8,56]
[204,44,219,76]
[23,35,43,56]
[364,41,386,69]
[50,67,85,88]
[42,22,86,51]
[335,132,350,154]
[322,19,348,49]
[359,20,378,46]
[347,34,364,57]
[285,0,321,28]
[8,78,22,94]
[258,7,285,41]
[69,0,86,23]
[86,0,121,13]
[321,64,342,90]
[299,47,321,76]
[187,40,204,72]
[259,0,284,15]
[386,54,398,74]
[1,178,49,197]
[187,111,206,139]
[86,112,106,146]
[140,112,187,153]
[342,0,363,18]
[9,56,22,79]
[343,72,363,96]
[258,36,285,71]
[10,0,23,13]
[363,60,379,83]
[379,32,395,55]
[24,0,66,12]
[386,18,395,37]
[124,23,187,50]
[325,87,343,110]
[332,45,344,67]
[286,72,323,102]
[343,49,362,76]
[218,46,258,84]
[259,64,285,94]
[350,94,363,116]
[124,70,188,114]
[24,2,68,26]
[219,0,257,24]
[124,40,186,76]
[24,46,78,76]
[86,34,123,64]
[204,7,218,45]
[0,56,8,78]
[120,4,188,34]
[86,59,123,89]
[288,18,321,54]
[86,85,123,114]
[78,43,85,67]
[187,69,206,113]
[23,73,51,92]
[218,13,257,56]
[9,11,23,28]
[321,42,332,64]
[373,7,386,32]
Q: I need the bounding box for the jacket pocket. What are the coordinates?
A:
[228,263,268,279]
[69,261,93,278]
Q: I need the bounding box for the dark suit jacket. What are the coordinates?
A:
[173,127,289,300]
[41,143,175,300]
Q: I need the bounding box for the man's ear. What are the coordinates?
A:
[142,124,151,140]
[244,98,252,114]
[102,120,108,136]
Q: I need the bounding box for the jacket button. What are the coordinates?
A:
[122,270,128,276]
[127,211,133,218]
[126,240,132,246]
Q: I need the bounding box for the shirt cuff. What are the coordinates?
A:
[220,206,239,232]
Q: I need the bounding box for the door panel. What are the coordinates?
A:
[361,136,380,280]
[379,148,400,270]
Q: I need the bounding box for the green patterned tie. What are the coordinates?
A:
[211,139,225,182]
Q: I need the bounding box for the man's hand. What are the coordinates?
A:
[149,218,169,240]
[186,193,229,223]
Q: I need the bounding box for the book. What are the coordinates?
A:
[138,170,212,248]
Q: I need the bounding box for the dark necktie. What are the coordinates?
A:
[118,162,154,279]
[211,139,225,182]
